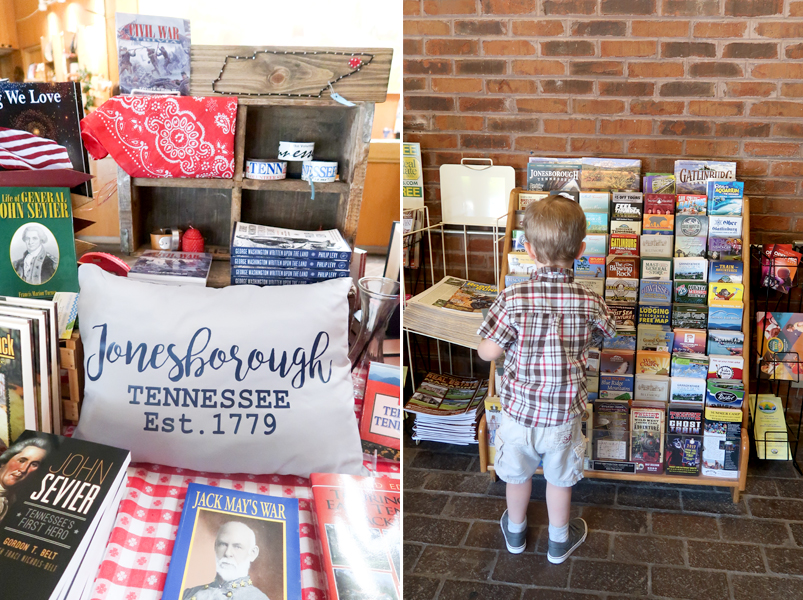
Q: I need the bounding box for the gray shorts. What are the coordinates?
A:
[494,412,585,487]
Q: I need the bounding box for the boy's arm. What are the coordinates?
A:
[590,298,618,348]
[476,290,516,362]
[478,338,504,361]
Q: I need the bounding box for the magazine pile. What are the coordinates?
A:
[404,372,488,444]
[403,277,497,348]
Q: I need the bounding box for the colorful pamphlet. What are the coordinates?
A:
[518,192,548,210]
[709,261,743,284]
[610,220,641,236]
[709,216,743,238]
[674,282,708,305]
[671,353,709,379]
[674,235,707,259]
[601,349,636,375]
[643,213,674,233]
[644,194,676,215]
[676,214,708,238]
[575,278,605,296]
[706,379,745,409]
[707,330,745,355]
[676,194,707,215]
[605,277,639,302]
[674,160,736,195]
[579,191,610,212]
[760,244,801,294]
[708,302,743,331]
[581,157,641,191]
[670,376,707,404]
[604,327,637,351]
[708,236,742,261]
[607,256,638,279]
[611,198,643,221]
[639,280,673,304]
[635,350,671,376]
[608,303,637,328]
[672,328,707,354]
[512,229,527,251]
[641,258,672,280]
[666,405,703,476]
[609,234,640,256]
[593,400,630,460]
[708,282,744,304]
[638,304,672,327]
[755,312,803,381]
[708,355,744,381]
[672,304,708,330]
[674,257,708,281]
[634,374,670,402]
[585,211,609,234]
[584,234,609,257]
[641,234,673,258]
[643,173,675,194]
[527,159,582,191]
[637,325,674,352]
[707,181,744,216]
[751,395,792,460]
[574,255,606,278]
[702,413,740,478]
[630,406,665,474]
[599,374,635,400]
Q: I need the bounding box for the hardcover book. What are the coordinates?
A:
[674,236,707,259]
[585,212,609,234]
[707,237,742,261]
[708,282,744,304]
[231,222,352,261]
[0,187,78,299]
[0,82,92,197]
[666,405,703,476]
[608,302,637,328]
[643,173,675,194]
[116,13,191,96]
[128,250,213,286]
[708,303,743,331]
[609,234,640,257]
[527,159,581,191]
[671,353,709,379]
[674,160,736,195]
[641,258,672,280]
[593,401,630,460]
[630,406,665,473]
[676,194,707,215]
[579,192,610,212]
[639,280,673,304]
[674,257,708,281]
[359,362,401,461]
[644,194,676,215]
[709,261,743,284]
[634,374,670,402]
[581,157,641,191]
[672,304,708,330]
[163,483,301,600]
[676,214,708,238]
[670,376,706,404]
[611,199,643,222]
[610,220,641,236]
[0,316,35,445]
[641,235,673,258]
[642,213,674,233]
[707,181,744,216]
[583,234,608,257]
[709,216,742,238]
[574,256,606,279]
[673,328,707,354]
[605,277,638,302]
[606,256,638,279]
[708,355,744,381]
[0,430,130,600]
[599,374,634,400]
[707,330,744,356]
[310,474,400,600]
[635,350,671,376]
[673,282,708,305]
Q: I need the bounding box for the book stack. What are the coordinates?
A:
[403,373,488,444]
[404,276,496,348]
[229,221,352,286]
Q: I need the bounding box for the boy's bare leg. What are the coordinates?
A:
[546,482,572,529]
[506,479,532,525]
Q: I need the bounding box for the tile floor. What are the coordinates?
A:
[404,434,803,600]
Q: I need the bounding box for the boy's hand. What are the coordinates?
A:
[477,338,504,361]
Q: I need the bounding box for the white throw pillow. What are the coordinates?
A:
[74,264,363,477]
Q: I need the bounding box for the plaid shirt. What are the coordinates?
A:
[478,267,617,428]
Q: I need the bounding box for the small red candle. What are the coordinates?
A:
[182,226,205,253]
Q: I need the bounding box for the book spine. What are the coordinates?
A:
[231,277,319,286]
[231,257,350,270]
[230,267,350,279]
[231,247,352,260]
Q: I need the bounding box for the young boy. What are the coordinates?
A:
[477,195,617,564]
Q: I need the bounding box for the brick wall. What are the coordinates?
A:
[403,0,803,267]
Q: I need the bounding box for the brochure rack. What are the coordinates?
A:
[478,189,751,502]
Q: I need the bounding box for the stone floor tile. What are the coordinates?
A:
[652,566,730,599]
[534,529,610,560]
[744,476,779,496]
[487,478,507,497]
[731,574,803,599]
[610,533,685,565]
[404,575,440,600]
[616,486,682,510]
[405,467,428,490]
[443,495,507,520]
[521,590,603,600]
[464,520,541,553]
[790,522,803,546]
[686,540,765,572]
[747,497,803,519]
[405,491,451,515]
[569,560,649,595]
[492,553,571,587]
[651,513,720,539]
[414,545,499,581]
[439,580,523,600]
[745,457,801,478]
[580,506,649,534]
[764,546,803,575]
[405,515,470,546]
[719,516,793,545]
[404,543,424,573]
[570,479,618,505]
[424,472,492,494]
[681,490,747,515]
[411,451,474,472]
[775,478,803,499]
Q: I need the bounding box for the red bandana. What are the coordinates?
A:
[80,96,237,178]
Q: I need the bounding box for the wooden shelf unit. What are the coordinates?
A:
[478,189,751,503]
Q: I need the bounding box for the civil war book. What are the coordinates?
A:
[128,250,213,286]
[163,483,301,600]
[0,187,78,300]
[0,430,130,600]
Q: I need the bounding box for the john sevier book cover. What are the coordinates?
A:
[0,430,129,598]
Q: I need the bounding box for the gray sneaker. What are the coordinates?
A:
[500,509,527,554]
[547,517,587,564]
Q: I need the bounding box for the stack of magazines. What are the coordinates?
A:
[230,222,352,286]
[404,277,497,347]
[404,373,488,444]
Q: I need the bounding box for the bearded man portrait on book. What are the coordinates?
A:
[0,437,51,522]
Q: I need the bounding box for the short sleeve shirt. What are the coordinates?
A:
[477,267,617,428]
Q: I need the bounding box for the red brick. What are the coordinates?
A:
[690,62,744,78]
[693,21,747,37]
[571,61,624,76]
[515,136,568,152]
[574,99,626,114]
[404,19,451,35]
[483,40,537,55]
[773,123,803,137]
[455,59,506,75]
[689,101,744,116]
[423,151,465,167]
[752,63,803,79]
[404,133,459,149]
[786,44,803,59]
[752,215,793,230]
[632,20,689,37]
[405,59,452,75]
[404,77,427,92]
[770,161,803,176]
[724,0,783,15]
[423,0,477,14]
[512,20,565,35]
[432,78,484,93]
[723,42,778,59]
[404,39,423,55]
[662,0,719,15]
[541,80,595,94]
[544,119,596,134]
[435,115,485,131]
[487,117,540,133]
[602,0,656,13]
[659,120,712,136]
[460,134,511,149]
[459,97,509,112]
[661,82,716,97]
[629,139,684,154]
[600,119,654,135]
[752,183,798,198]
[541,40,596,56]
[572,20,628,36]
[543,0,597,13]
[716,122,771,137]
[725,82,776,97]
[456,19,506,35]
[745,142,800,156]
[516,98,569,113]
[599,81,654,96]
[425,39,479,55]
[405,95,456,111]
[782,84,803,98]
[792,1,803,15]
[404,0,421,15]
[755,22,803,37]
[685,140,740,156]
[629,62,685,78]
[662,41,717,58]
[512,60,566,76]
[736,159,770,176]
[571,138,625,154]
[404,114,430,131]
[602,40,657,57]
[630,100,685,115]
[751,101,803,117]
[486,79,540,94]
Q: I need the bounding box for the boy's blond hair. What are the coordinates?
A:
[523,195,587,267]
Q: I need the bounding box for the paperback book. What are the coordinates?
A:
[674,160,736,195]
[359,362,401,461]
[665,405,703,476]
[630,406,665,473]
[129,250,213,286]
[0,316,35,446]
[231,256,350,271]
[231,222,352,260]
